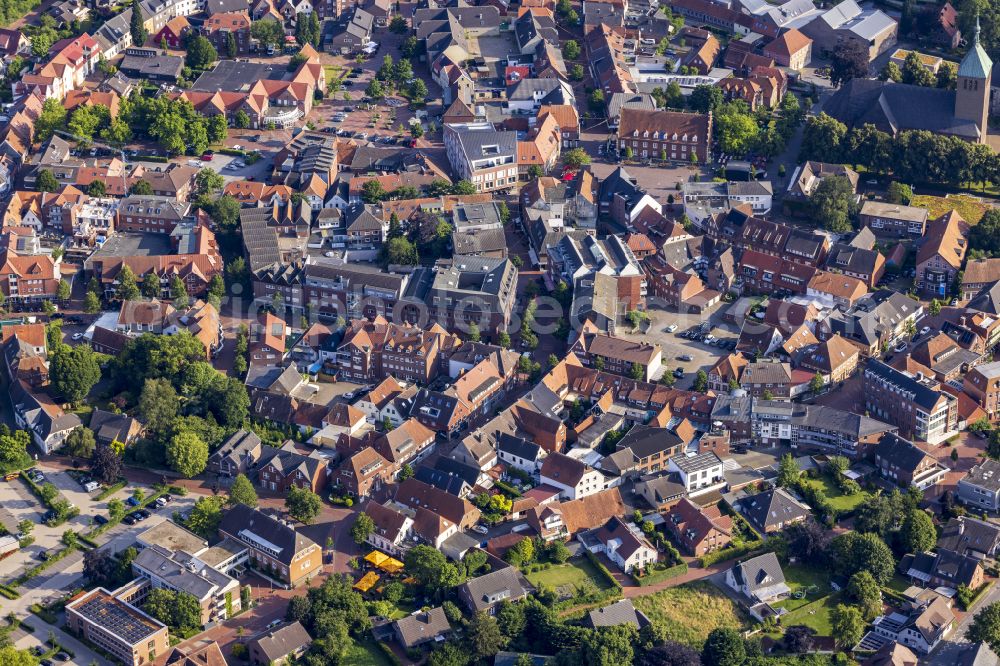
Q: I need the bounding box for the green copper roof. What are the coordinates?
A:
[960,17,993,79]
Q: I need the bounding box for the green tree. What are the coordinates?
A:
[65,427,96,459]
[900,508,937,553]
[383,237,419,265]
[170,275,189,309]
[799,113,847,163]
[234,110,251,129]
[847,571,883,621]
[693,370,708,392]
[503,537,534,566]
[207,114,228,144]
[351,512,375,544]
[969,602,1000,653]
[50,344,101,404]
[286,485,322,524]
[809,372,825,395]
[901,50,934,86]
[226,31,237,58]
[228,473,258,507]
[87,180,107,197]
[361,179,386,204]
[688,84,723,113]
[562,147,591,169]
[811,174,857,233]
[166,430,208,477]
[138,378,179,438]
[887,181,914,205]
[468,323,481,342]
[186,495,225,538]
[144,588,178,626]
[33,99,66,143]
[830,40,869,86]
[498,331,511,348]
[389,15,407,32]
[701,628,745,666]
[130,179,153,196]
[404,545,464,598]
[588,88,605,113]
[83,290,101,314]
[831,604,864,648]
[90,442,123,485]
[570,64,585,80]
[185,36,218,69]
[36,169,59,193]
[195,168,224,196]
[777,453,800,488]
[130,0,148,46]
[115,265,141,301]
[408,78,428,103]
[365,78,386,99]
[467,611,505,659]
[831,531,895,584]
[562,39,580,60]
[715,109,760,155]
[56,279,71,302]
[174,591,202,630]
[451,180,477,195]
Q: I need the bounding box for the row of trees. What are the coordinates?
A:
[800,114,997,187]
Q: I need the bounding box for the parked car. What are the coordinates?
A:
[472,524,488,534]
[678,354,693,362]
[71,332,83,341]
[673,368,685,378]
[122,514,137,525]
[126,496,140,507]
[665,324,677,332]
[920,326,931,336]
[94,515,108,525]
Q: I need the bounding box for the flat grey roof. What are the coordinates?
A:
[92,232,173,259]
[191,60,289,93]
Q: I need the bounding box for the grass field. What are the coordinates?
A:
[800,475,869,513]
[778,591,842,636]
[912,194,990,224]
[344,639,393,666]
[774,563,834,614]
[524,558,614,596]
[633,582,748,647]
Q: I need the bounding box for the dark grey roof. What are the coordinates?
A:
[249,622,312,662]
[496,433,542,461]
[453,229,507,256]
[875,432,932,474]
[118,48,184,79]
[459,567,529,613]
[393,607,451,648]
[826,242,882,276]
[824,78,981,139]
[240,208,281,273]
[967,281,1000,315]
[208,429,262,468]
[866,360,944,412]
[454,128,517,162]
[962,459,1000,493]
[585,599,650,629]
[938,516,1000,558]
[731,551,785,592]
[218,504,318,566]
[617,425,682,460]
[737,487,809,533]
[414,466,470,496]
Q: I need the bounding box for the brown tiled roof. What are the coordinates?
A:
[618,108,710,141]
[541,451,588,486]
[808,270,868,301]
[916,210,967,270]
[963,258,1000,285]
[763,28,812,58]
[559,487,626,533]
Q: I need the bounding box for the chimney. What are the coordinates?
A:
[960,316,967,327]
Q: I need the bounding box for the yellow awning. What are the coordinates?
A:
[353,571,380,592]
[365,550,389,567]
[379,557,404,574]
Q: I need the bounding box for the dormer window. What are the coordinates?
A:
[642,130,649,138]
[632,130,638,137]
[672,132,678,140]
[692,135,698,142]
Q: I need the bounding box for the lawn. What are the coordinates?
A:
[773,563,834,614]
[778,591,842,636]
[524,558,614,597]
[800,475,869,513]
[911,194,990,224]
[343,639,393,666]
[633,582,748,647]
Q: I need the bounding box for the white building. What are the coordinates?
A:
[666,451,725,497]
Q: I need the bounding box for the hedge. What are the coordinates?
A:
[377,641,402,666]
[136,155,169,163]
[29,604,58,624]
[12,545,78,587]
[494,479,522,498]
[698,540,765,568]
[217,148,247,157]
[959,581,994,611]
[85,489,167,540]
[630,562,689,586]
[95,480,127,500]
[584,550,623,591]
[0,584,19,600]
[20,473,79,525]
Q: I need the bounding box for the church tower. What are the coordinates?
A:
[955,15,994,144]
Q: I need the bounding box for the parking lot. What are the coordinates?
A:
[616,305,738,389]
[0,469,197,580]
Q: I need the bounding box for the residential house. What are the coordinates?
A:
[937,516,1000,558]
[580,516,657,573]
[456,567,530,615]
[568,328,662,381]
[957,458,1000,512]
[207,429,263,477]
[874,432,949,490]
[860,201,929,236]
[363,501,414,556]
[870,597,954,654]
[666,452,725,497]
[734,487,810,534]
[916,211,967,298]
[762,28,812,69]
[540,452,613,500]
[247,622,312,666]
[665,497,733,556]
[900,548,985,590]
[88,409,143,447]
[392,608,452,649]
[725,552,789,618]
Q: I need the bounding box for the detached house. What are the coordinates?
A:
[874,433,949,491]
[580,516,657,573]
[257,445,329,494]
[725,552,789,619]
[665,497,733,556]
[540,451,613,500]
